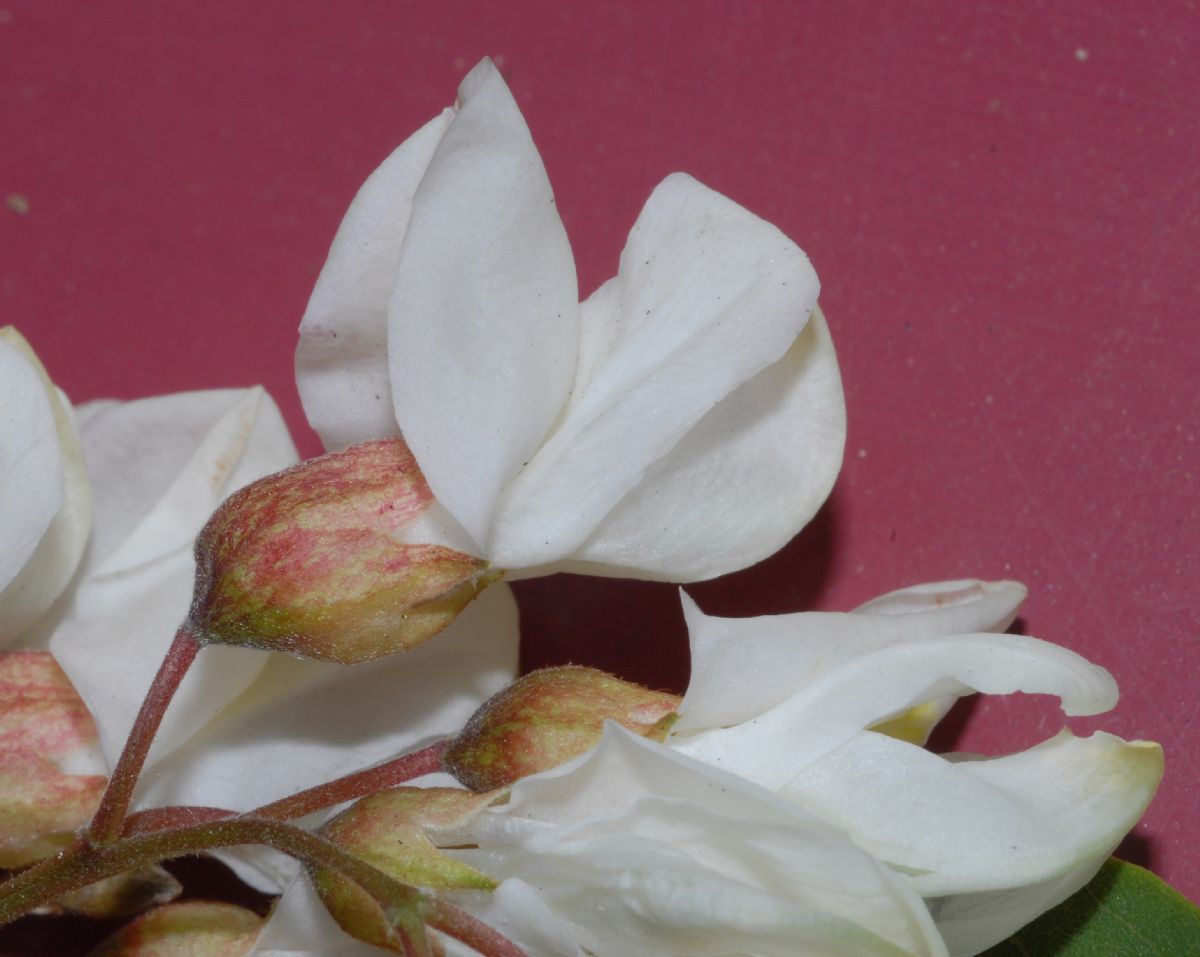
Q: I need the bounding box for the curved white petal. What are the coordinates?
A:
[560,306,843,581]
[296,109,454,451]
[671,633,1117,789]
[389,58,579,553]
[48,388,298,766]
[930,856,1113,957]
[0,332,92,643]
[782,729,1162,897]
[458,728,946,957]
[676,580,1029,732]
[493,173,819,569]
[0,338,65,614]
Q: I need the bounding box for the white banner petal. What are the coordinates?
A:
[782,729,1162,897]
[389,58,579,552]
[297,110,454,451]
[676,580,1029,731]
[671,633,1117,789]
[562,306,843,581]
[493,173,818,569]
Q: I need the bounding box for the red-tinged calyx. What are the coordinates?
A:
[0,652,107,868]
[444,666,681,791]
[312,787,498,954]
[188,439,499,664]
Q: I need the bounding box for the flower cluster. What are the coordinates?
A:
[0,58,1163,957]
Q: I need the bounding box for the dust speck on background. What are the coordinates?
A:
[5,194,30,216]
[1074,47,1090,62]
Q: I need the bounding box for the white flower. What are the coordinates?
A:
[670,580,1164,956]
[251,728,950,957]
[0,345,517,888]
[296,57,845,582]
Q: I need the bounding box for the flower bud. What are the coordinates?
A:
[88,901,264,957]
[444,666,681,791]
[0,652,106,868]
[188,439,499,664]
[312,787,496,954]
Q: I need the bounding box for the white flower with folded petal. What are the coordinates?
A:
[250,728,951,957]
[670,580,1163,957]
[297,57,845,582]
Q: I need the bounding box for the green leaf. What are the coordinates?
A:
[982,858,1200,956]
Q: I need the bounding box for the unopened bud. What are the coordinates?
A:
[0,652,106,868]
[444,666,681,791]
[312,787,496,953]
[87,901,263,957]
[188,439,499,664]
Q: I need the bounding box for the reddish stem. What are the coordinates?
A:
[249,739,448,821]
[87,624,201,846]
[121,740,449,837]
[122,805,235,836]
[426,898,530,957]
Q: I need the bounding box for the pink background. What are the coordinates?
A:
[3,0,1196,928]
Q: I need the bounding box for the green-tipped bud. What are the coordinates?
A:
[444,666,681,791]
[188,439,499,664]
[312,787,497,954]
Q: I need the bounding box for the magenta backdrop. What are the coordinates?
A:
[3,0,1197,912]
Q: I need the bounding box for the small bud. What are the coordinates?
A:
[188,439,499,664]
[87,901,264,957]
[0,652,106,868]
[444,666,681,791]
[312,787,496,954]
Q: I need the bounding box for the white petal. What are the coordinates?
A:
[73,388,296,575]
[493,173,819,569]
[459,728,946,957]
[930,856,1111,957]
[389,58,578,552]
[782,729,1162,897]
[141,584,519,889]
[249,872,384,957]
[672,633,1117,789]
[48,388,298,767]
[0,332,93,643]
[296,109,454,451]
[0,337,65,615]
[561,306,843,581]
[853,579,1027,631]
[676,580,1028,732]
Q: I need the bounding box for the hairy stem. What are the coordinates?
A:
[0,816,529,957]
[87,624,202,845]
[250,739,448,821]
[1,819,419,929]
